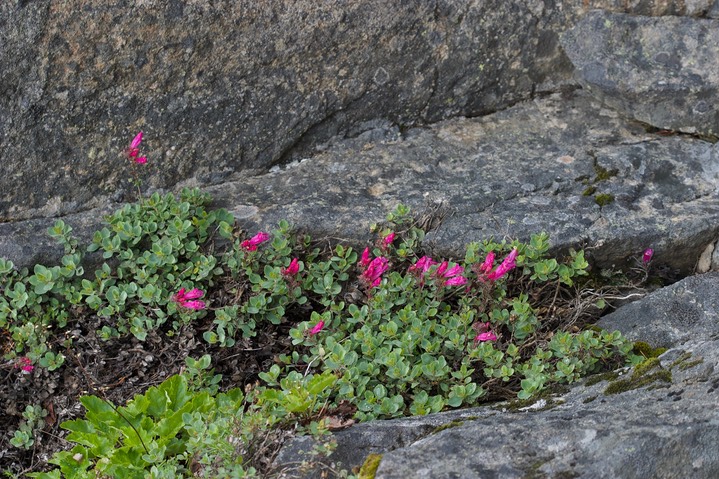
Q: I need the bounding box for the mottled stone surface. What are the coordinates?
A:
[276,274,719,478]
[585,0,719,17]
[597,272,719,348]
[562,11,719,138]
[1,0,582,221]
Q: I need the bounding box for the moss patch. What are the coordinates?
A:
[632,341,667,359]
[358,453,383,479]
[594,193,615,207]
[593,162,618,181]
[669,351,704,371]
[584,370,620,387]
[604,358,672,395]
[582,186,597,196]
[431,420,465,435]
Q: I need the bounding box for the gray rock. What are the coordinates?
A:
[0,0,583,221]
[276,273,719,478]
[597,272,719,348]
[561,11,719,138]
[2,89,718,279]
[583,0,719,17]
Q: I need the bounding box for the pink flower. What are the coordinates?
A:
[474,331,497,342]
[130,131,143,150]
[444,264,464,278]
[309,320,325,335]
[359,247,372,267]
[127,132,147,164]
[362,256,389,287]
[485,248,518,281]
[241,232,271,251]
[382,232,396,249]
[408,256,437,275]
[478,251,495,274]
[181,300,206,310]
[282,258,300,276]
[436,260,448,277]
[642,248,654,264]
[445,276,468,286]
[174,287,206,310]
[434,261,467,287]
[15,357,34,373]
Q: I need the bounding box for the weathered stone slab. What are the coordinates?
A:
[2,90,718,278]
[562,11,719,138]
[276,273,719,478]
[0,0,583,221]
[597,272,719,348]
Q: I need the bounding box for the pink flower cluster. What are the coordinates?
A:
[642,248,654,265]
[15,357,34,373]
[173,288,206,310]
[475,248,518,281]
[282,258,300,277]
[127,132,147,165]
[473,322,497,343]
[309,320,325,335]
[359,248,389,288]
[381,232,395,251]
[436,261,467,286]
[408,256,467,287]
[241,232,270,252]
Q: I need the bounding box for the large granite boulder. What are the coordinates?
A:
[562,11,719,138]
[275,273,719,478]
[0,0,583,221]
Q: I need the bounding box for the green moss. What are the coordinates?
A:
[582,395,597,404]
[668,351,704,371]
[678,358,704,370]
[431,420,465,435]
[593,163,619,182]
[582,186,597,196]
[524,458,552,478]
[633,357,661,376]
[603,357,672,395]
[632,341,667,359]
[584,370,620,387]
[594,193,615,207]
[358,453,383,479]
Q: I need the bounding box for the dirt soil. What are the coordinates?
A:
[0,313,292,477]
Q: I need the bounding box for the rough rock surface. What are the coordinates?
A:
[587,0,719,17]
[0,0,582,221]
[596,271,719,348]
[275,273,719,478]
[3,89,718,277]
[562,11,719,138]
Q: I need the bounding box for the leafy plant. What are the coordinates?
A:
[34,365,339,479]
[1,157,647,477]
[10,404,48,450]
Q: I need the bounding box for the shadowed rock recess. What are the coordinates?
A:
[2,1,719,478]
